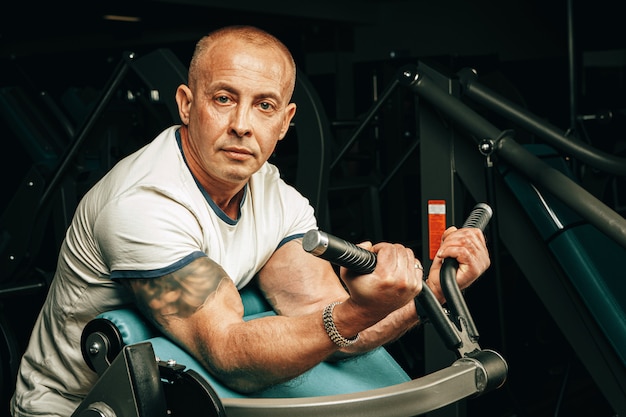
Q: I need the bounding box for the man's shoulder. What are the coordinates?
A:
[95,126,184,191]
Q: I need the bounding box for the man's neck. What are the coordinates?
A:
[179,125,245,220]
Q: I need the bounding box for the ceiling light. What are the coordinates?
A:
[103,15,142,23]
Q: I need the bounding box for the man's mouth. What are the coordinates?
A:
[223,147,253,161]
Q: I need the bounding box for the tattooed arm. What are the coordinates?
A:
[126,255,343,393]
[126,238,422,393]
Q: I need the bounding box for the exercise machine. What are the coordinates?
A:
[73,205,507,417]
[405,59,626,415]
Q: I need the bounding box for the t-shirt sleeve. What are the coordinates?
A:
[94,185,205,278]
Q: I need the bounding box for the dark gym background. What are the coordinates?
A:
[1,1,625,416]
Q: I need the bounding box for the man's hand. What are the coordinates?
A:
[338,241,424,325]
[426,226,490,302]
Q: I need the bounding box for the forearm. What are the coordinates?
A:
[127,259,343,393]
[329,300,420,360]
[184,279,397,392]
[187,307,338,393]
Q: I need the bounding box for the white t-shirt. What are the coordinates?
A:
[11,125,317,417]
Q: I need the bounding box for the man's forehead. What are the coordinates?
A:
[198,42,293,93]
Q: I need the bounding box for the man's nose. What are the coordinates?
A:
[229,105,252,138]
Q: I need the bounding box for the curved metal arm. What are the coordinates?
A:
[419,203,491,357]
[456,67,626,177]
[415,285,462,350]
[398,63,626,251]
[222,351,507,417]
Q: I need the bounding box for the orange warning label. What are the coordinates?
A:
[428,200,446,260]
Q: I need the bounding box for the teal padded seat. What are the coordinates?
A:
[97,284,411,399]
[499,144,626,365]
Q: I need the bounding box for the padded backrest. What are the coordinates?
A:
[499,144,626,365]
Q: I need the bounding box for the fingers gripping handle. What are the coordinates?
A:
[302,203,492,275]
[303,202,492,356]
[302,230,377,274]
[441,202,493,350]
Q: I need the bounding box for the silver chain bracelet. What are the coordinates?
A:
[323,301,360,347]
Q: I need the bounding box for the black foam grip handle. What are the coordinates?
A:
[302,230,377,274]
[461,202,493,231]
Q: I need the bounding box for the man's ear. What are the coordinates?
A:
[176,84,193,125]
[278,103,297,141]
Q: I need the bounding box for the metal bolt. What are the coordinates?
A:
[478,139,494,156]
[89,342,101,355]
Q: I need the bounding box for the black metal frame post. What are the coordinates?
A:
[414,62,474,417]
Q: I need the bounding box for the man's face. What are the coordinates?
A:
[180,38,296,189]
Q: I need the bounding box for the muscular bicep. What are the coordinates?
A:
[126,256,244,337]
[257,238,348,316]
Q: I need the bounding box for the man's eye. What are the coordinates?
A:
[216,96,230,104]
[259,102,272,111]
